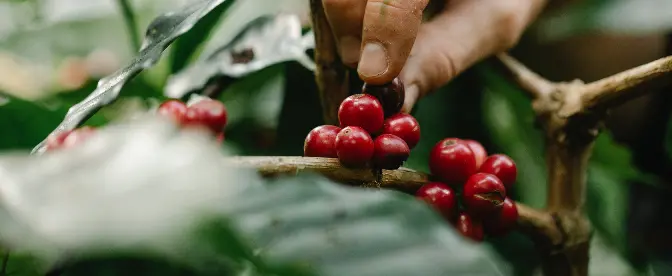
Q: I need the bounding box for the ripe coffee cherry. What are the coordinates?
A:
[463,140,487,169]
[157,99,188,124]
[304,125,342,158]
[183,99,228,133]
[479,154,517,190]
[463,173,507,217]
[484,198,519,236]
[335,126,375,167]
[362,77,405,117]
[338,94,384,134]
[372,134,410,169]
[415,182,457,221]
[382,113,420,149]
[429,138,477,184]
[456,212,485,242]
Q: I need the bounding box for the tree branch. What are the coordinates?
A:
[309,0,350,125]
[224,156,560,243]
[494,53,557,99]
[579,55,672,111]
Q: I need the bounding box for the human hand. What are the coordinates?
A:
[322,0,548,112]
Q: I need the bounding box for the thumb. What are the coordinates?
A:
[399,0,546,113]
[357,0,430,85]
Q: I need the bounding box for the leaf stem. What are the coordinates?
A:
[116,0,142,52]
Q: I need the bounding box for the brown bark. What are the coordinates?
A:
[309,0,350,125]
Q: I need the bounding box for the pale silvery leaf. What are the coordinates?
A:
[164,14,314,99]
[0,116,261,263]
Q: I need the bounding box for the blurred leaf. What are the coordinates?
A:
[0,95,107,150]
[476,64,548,208]
[165,14,313,99]
[168,0,235,73]
[0,117,508,276]
[535,0,672,41]
[30,0,235,154]
[589,233,644,276]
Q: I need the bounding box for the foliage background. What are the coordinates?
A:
[0,0,671,275]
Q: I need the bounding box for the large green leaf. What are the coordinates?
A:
[0,117,508,276]
[30,0,234,154]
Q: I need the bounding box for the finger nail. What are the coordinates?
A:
[358,42,389,77]
[339,36,361,65]
[401,83,419,113]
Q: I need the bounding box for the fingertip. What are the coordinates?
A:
[401,83,420,114]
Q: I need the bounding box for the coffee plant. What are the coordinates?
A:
[0,0,671,275]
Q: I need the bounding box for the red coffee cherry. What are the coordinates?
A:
[479,154,517,191]
[456,212,485,242]
[335,126,375,167]
[362,77,405,117]
[304,125,342,158]
[157,99,188,124]
[484,198,519,236]
[382,113,420,149]
[462,139,487,169]
[463,173,507,217]
[415,182,457,221]
[338,94,385,134]
[372,134,410,170]
[429,138,477,184]
[183,99,228,133]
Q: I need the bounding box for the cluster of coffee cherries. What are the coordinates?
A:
[416,138,519,242]
[303,78,421,169]
[156,97,228,143]
[44,97,228,152]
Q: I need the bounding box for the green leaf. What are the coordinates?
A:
[164,14,313,99]
[168,1,235,73]
[476,64,548,208]
[0,96,107,150]
[31,0,234,154]
[0,117,508,276]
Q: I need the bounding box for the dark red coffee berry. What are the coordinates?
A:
[335,126,375,167]
[338,94,384,134]
[362,77,405,117]
[157,99,188,124]
[484,198,519,236]
[463,173,507,217]
[479,154,517,191]
[415,182,457,221]
[183,99,228,133]
[456,212,484,242]
[372,134,410,170]
[463,139,487,169]
[429,138,477,184]
[382,113,420,149]
[304,125,342,158]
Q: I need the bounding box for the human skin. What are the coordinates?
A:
[321,0,549,112]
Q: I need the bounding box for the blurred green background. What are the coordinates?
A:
[1,0,672,275]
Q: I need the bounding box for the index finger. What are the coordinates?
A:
[358,0,429,85]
